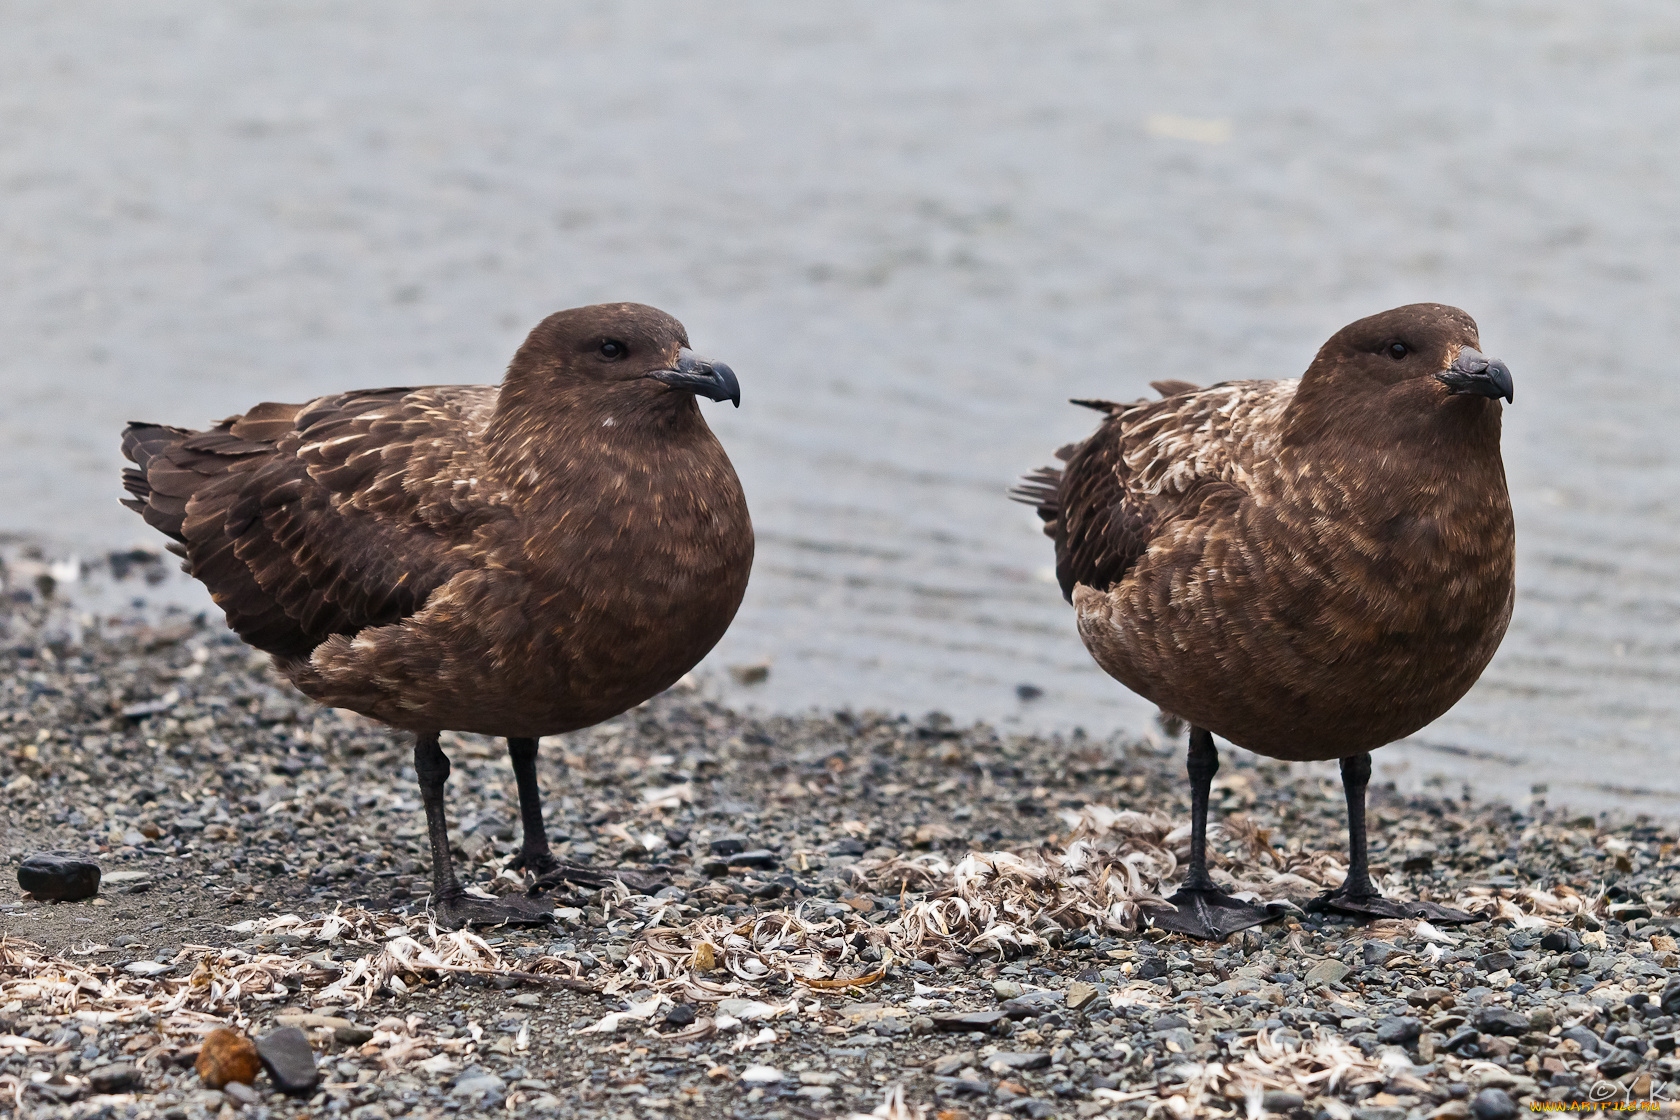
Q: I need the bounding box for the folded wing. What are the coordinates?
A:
[1011,380,1295,601]
[121,386,507,658]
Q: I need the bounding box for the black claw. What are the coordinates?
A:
[1150,887,1279,941]
[432,890,557,930]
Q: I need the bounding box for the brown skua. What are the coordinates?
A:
[121,302,753,927]
[1014,303,1515,939]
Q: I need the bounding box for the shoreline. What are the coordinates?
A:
[3,584,1680,1118]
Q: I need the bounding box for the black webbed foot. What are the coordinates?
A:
[527,861,670,897]
[432,890,557,930]
[1310,889,1475,924]
[1150,887,1279,941]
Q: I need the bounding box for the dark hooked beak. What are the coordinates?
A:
[646,349,741,407]
[1435,346,1514,404]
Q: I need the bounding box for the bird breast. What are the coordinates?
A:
[1075,445,1514,761]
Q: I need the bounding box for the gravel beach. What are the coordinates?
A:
[5,554,1680,1120]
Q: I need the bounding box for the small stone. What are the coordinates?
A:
[930,1010,1006,1033]
[1362,942,1398,969]
[991,980,1024,1000]
[740,1065,782,1083]
[197,1029,262,1090]
[1476,950,1518,973]
[1065,981,1099,1010]
[929,1053,975,1076]
[451,1073,507,1102]
[333,1025,374,1046]
[708,835,749,856]
[730,849,778,869]
[983,1051,1052,1073]
[1406,986,1452,1007]
[1541,929,1582,953]
[1000,990,1062,1018]
[87,1064,141,1093]
[1472,1007,1529,1036]
[223,1081,260,1107]
[1661,978,1680,1015]
[17,852,101,901]
[1470,1087,1516,1120]
[664,1004,698,1027]
[1375,1016,1422,1045]
[1307,959,1351,986]
[1262,1091,1305,1112]
[798,1071,840,1085]
[256,1027,318,1094]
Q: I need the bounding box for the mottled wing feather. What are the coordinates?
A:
[1014,380,1296,601]
[122,386,506,658]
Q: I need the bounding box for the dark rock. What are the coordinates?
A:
[1560,1026,1601,1053]
[730,849,778,869]
[1361,942,1398,968]
[1262,1091,1305,1112]
[255,1027,318,1095]
[1470,1092,1516,1120]
[1597,1051,1638,1078]
[1001,991,1062,1018]
[663,1004,697,1028]
[1475,950,1517,973]
[17,852,101,901]
[1473,1007,1529,1036]
[86,1064,140,1093]
[1662,979,1680,1015]
[930,1010,1005,1033]
[1150,1013,1190,1031]
[1541,929,1582,953]
[1138,958,1170,979]
[828,839,867,857]
[1375,1016,1422,1045]
[1443,1028,1481,1055]
[707,835,748,857]
[333,1025,374,1046]
[1015,684,1044,702]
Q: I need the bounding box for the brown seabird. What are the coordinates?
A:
[1013,304,1515,939]
[121,302,754,927]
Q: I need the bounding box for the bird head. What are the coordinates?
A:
[1306,303,1513,405]
[507,302,740,411]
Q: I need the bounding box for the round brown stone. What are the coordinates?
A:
[196,1028,261,1089]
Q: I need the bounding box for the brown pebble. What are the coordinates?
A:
[196,1028,261,1089]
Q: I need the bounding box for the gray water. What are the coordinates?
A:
[2,2,1677,817]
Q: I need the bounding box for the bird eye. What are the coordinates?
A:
[599,340,626,360]
[1387,342,1408,360]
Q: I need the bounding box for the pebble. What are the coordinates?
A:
[931,1010,1006,1033]
[86,1063,140,1093]
[196,1028,262,1089]
[17,852,101,901]
[1064,980,1099,1009]
[1307,958,1351,985]
[223,1081,260,1107]
[1472,1088,1517,1120]
[256,1026,318,1094]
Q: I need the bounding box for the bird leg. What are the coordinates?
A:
[413,731,555,929]
[506,737,562,878]
[505,736,672,898]
[1314,752,1475,924]
[1151,727,1278,940]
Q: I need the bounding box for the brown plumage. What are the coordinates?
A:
[122,302,754,926]
[1014,303,1515,938]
